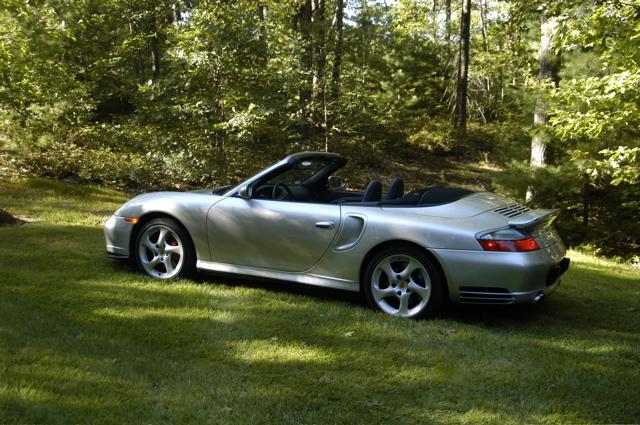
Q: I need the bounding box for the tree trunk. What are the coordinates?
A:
[150,34,161,82]
[582,173,590,229]
[445,0,451,41]
[128,20,144,78]
[172,2,181,23]
[149,13,161,83]
[299,0,314,143]
[432,0,438,41]
[454,0,471,134]
[480,0,488,52]
[313,0,326,86]
[526,15,560,202]
[0,209,24,226]
[313,0,327,150]
[257,2,268,65]
[331,0,344,99]
[479,0,490,93]
[360,0,369,84]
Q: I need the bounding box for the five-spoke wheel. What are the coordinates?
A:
[134,218,195,279]
[363,246,444,319]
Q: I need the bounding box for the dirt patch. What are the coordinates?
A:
[0,209,26,226]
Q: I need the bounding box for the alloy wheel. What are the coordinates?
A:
[370,254,432,318]
[138,224,185,279]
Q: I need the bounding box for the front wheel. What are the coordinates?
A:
[134,218,195,279]
[363,246,445,319]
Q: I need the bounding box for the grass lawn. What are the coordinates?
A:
[1,177,639,424]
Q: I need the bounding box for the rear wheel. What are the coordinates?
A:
[363,246,444,319]
[134,218,195,279]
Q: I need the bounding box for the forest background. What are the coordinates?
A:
[1,0,639,259]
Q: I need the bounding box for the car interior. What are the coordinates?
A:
[246,156,474,207]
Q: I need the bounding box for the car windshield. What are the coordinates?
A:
[267,158,333,186]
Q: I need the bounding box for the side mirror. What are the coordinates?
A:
[328,176,347,190]
[238,184,252,199]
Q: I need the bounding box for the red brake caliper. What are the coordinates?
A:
[169,240,179,264]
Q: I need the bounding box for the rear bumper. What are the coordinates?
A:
[509,257,570,303]
[104,215,134,258]
[432,242,569,304]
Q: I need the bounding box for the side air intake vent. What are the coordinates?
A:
[494,203,530,218]
[459,287,516,304]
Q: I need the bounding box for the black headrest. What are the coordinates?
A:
[385,177,405,200]
[362,180,382,202]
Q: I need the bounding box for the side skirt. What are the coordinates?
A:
[196,260,359,292]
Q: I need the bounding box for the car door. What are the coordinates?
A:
[206,197,341,272]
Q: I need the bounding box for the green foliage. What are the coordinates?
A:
[549,72,640,142]
[494,154,640,257]
[583,146,640,187]
[0,0,639,257]
[406,120,525,160]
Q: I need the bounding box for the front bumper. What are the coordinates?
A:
[104,215,135,259]
[433,242,570,304]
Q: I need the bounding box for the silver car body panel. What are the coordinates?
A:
[196,260,358,292]
[104,153,568,304]
[104,215,135,257]
[108,192,223,262]
[206,197,341,272]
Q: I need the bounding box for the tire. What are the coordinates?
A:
[363,245,444,319]
[134,218,196,280]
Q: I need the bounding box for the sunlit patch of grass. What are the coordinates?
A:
[0,177,639,424]
[0,177,129,226]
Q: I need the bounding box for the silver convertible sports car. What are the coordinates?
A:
[105,152,569,319]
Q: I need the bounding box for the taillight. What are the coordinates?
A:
[477,228,540,252]
[478,237,539,252]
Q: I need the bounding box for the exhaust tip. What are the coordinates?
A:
[534,291,545,303]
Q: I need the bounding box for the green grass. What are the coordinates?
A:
[1,177,639,424]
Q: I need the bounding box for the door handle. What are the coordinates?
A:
[315,221,336,230]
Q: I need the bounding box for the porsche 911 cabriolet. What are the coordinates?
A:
[104,152,569,318]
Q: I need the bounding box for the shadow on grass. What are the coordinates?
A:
[1,223,639,423]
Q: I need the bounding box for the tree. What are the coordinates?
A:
[526,13,560,202]
[454,0,471,134]
[298,0,314,144]
[313,0,328,150]
[445,0,451,41]
[257,2,268,65]
[2,0,639,257]
[331,0,344,99]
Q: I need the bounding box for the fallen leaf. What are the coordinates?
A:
[318,375,332,384]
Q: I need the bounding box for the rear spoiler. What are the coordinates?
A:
[508,209,560,230]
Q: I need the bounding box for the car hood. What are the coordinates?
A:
[129,191,209,203]
[114,191,217,216]
[191,185,232,195]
